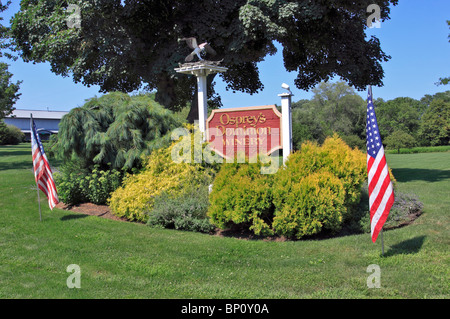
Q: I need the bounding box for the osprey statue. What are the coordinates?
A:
[179,37,217,62]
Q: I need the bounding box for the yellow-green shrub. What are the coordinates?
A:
[208,135,370,239]
[272,134,367,238]
[109,125,215,222]
[207,161,274,236]
[272,171,345,238]
[274,135,367,217]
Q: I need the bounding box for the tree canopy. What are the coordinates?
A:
[10,0,397,120]
[292,81,366,149]
[0,62,21,119]
[0,1,21,119]
[291,81,450,150]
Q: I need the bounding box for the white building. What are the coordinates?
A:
[3,109,69,140]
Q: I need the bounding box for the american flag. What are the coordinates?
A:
[31,116,59,210]
[366,86,394,243]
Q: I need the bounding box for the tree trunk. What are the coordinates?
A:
[187,93,199,124]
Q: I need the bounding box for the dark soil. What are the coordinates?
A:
[56,202,129,223]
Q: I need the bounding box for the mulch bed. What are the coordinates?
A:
[56,202,130,223]
[56,202,422,241]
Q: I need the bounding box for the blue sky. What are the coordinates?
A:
[2,0,450,112]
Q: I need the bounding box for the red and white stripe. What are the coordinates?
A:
[367,146,394,243]
[31,130,59,210]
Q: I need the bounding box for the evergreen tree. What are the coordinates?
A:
[56,92,182,170]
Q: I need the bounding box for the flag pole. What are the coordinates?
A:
[380,229,385,256]
[36,185,42,222]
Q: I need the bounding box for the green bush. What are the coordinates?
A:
[86,166,123,205]
[147,185,215,233]
[55,162,123,206]
[273,135,367,225]
[208,160,275,236]
[272,171,346,239]
[0,121,24,145]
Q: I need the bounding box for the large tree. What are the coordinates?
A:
[374,97,423,140]
[0,62,21,118]
[10,0,397,121]
[0,1,21,119]
[418,99,450,146]
[292,81,366,149]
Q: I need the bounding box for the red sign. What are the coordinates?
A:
[206,105,282,160]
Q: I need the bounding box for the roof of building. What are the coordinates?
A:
[6,109,69,120]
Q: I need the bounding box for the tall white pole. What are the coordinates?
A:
[197,73,208,141]
[279,92,293,164]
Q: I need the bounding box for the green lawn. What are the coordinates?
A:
[0,144,449,299]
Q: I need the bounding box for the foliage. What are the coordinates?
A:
[0,121,24,145]
[418,99,450,146]
[109,125,217,223]
[147,184,215,234]
[55,162,123,206]
[384,130,417,153]
[272,135,367,238]
[0,62,21,119]
[209,135,369,239]
[291,81,450,149]
[208,160,275,236]
[55,92,182,171]
[10,0,397,120]
[272,171,345,238]
[374,97,423,140]
[291,81,366,149]
[1,2,20,112]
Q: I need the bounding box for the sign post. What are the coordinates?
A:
[175,62,228,140]
[279,90,293,164]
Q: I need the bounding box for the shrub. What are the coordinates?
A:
[273,135,367,222]
[208,135,370,239]
[272,171,345,238]
[208,160,275,236]
[86,165,123,205]
[0,121,24,145]
[147,185,214,233]
[109,124,217,222]
[54,162,89,206]
[55,162,123,206]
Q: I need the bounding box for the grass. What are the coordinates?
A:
[0,144,449,299]
[385,145,450,154]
